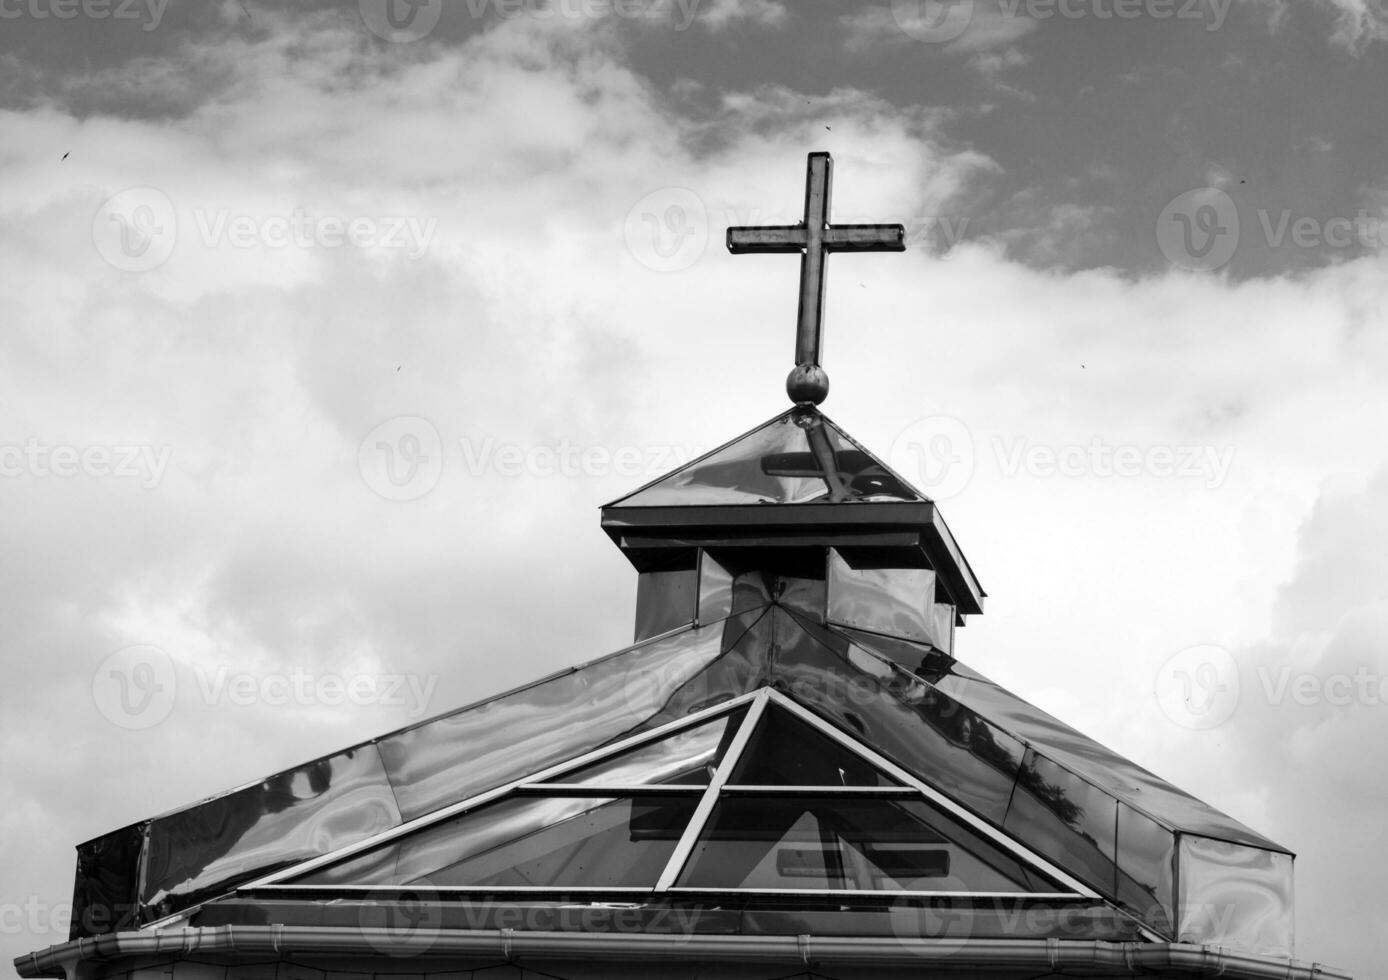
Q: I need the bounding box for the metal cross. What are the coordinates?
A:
[727,152,905,392]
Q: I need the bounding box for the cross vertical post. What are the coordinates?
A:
[727,151,906,405]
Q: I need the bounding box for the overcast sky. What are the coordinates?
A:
[2,0,1386,976]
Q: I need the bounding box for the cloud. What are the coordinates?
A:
[695,0,789,30]
[1212,471,1388,979]
[841,4,1039,54]
[1244,0,1388,51]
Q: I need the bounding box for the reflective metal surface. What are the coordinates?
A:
[827,548,946,648]
[69,552,1295,956]
[139,744,401,923]
[195,893,1142,943]
[930,659,1286,852]
[696,550,735,624]
[605,409,922,508]
[377,618,746,822]
[551,710,742,786]
[1003,749,1118,898]
[301,794,701,888]
[1179,834,1294,957]
[1116,802,1175,934]
[678,796,1039,892]
[70,822,145,936]
[634,566,698,641]
[774,610,1025,825]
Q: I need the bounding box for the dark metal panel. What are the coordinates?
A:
[932,661,1288,852]
[378,619,753,822]
[139,744,401,922]
[299,794,701,889]
[741,900,1142,942]
[69,821,146,938]
[696,550,734,625]
[826,549,942,648]
[1115,802,1176,936]
[634,567,698,642]
[1002,749,1118,899]
[770,609,1024,825]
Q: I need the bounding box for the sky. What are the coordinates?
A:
[2,0,1386,976]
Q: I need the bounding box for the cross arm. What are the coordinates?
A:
[726,225,809,253]
[823,224,907,251]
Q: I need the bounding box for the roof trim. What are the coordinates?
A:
[14,926,1351,980]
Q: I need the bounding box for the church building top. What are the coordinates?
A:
[15,152,1333,980]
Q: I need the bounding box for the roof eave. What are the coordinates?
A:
[15,927,1351,980]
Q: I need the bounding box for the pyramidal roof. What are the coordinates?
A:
[604,406,926,507]
[55,569,1294,961]
[19,151,1335,980]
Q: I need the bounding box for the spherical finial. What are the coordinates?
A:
[786,363,830,405]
